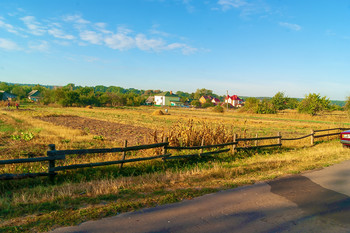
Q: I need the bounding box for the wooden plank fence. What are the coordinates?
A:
[1,127,349,181]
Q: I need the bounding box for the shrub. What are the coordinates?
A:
[298,93,331,116]
[212,105,224,113]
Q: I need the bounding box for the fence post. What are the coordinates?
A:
[163,137,168,155]
[277,132,281,146]
[232,133,237,154]
[255,133,258,147]
[328,127,330,141]
[48,144,56,182]
[200,137,205,154]
[311,130,314,145]
[120,140,127,169]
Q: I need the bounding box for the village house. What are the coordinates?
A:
[28,90,41,102]
[199,96,213,105]
[223,95,244,107]
[0,91,17,101]
[211,97,221,105]
[154,91,182,106]
[145,96,154,105]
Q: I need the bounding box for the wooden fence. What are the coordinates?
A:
[1,127,348,181]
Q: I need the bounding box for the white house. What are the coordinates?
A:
[224,95,244,107]
[154,91,181,106]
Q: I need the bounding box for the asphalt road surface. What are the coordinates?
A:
[51,160,350,233]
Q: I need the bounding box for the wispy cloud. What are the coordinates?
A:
[166,43,197,55]
[48,28,75,40]
[63,14,90,24]
[279,22,301,31]
[182,0,196,13]
[135,34,165,51]
[1,11,199,55]
[0,38,21,50]
[104,29,134,50]
[216,0,270,18]
[94,22,112,34]
[218,0,247,11]
[80,30,103,44]
[28,40,49,52]
[0,17,20,35]
[20,16,46,35]
[149,24,172,37]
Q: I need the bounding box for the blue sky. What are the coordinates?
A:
[0,0,350,100]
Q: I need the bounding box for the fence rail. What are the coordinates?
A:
[1,127,348,181]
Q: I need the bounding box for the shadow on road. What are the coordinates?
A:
[268,175,350,230]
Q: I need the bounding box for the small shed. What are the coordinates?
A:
[28,90,41,102]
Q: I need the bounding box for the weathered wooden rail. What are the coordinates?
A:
[1,127,348,181]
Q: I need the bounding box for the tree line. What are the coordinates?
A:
[1,82,348,115]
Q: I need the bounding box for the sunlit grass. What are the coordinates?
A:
[1,106,350,232]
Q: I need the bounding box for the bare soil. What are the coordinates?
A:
[37,115,153,145]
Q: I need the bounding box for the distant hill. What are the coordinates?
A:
[5,82,58,90]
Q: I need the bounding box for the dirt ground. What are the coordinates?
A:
[37,115,153,145]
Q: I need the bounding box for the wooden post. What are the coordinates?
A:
[255,133,258,147]
[200,137,205,154]
[277,132,281,146]
[232,133,237,154]
[311,129,314,145]
[120,140,127,169]
[48,144,56,182]
[163,137,168,155]
[328,127,330,141]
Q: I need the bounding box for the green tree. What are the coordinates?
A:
[0,82,10,92]
[191,100,201,107]
[286,98,299,109]
[271,92,288,110]
[193,88,213,100]
[241,97,259,113]
[256,99,277,114]
[297,93,331,116]
[11,85,28,99]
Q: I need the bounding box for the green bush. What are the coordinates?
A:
[212,105,224,113]
[298,93,331,116]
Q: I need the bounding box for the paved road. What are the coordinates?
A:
[51,160,350,233]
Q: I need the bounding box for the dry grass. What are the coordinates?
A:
[1,105,350,232]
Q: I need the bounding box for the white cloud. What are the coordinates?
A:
[20,16,46,35]
[63,14,90,24]
[218,0,247,10]
[279,22,301,31]
[0,17,19,34]
[149,24,171,37]
[94,22,112,34]
[53,40,71,46]
[135,34,164,51]
[0,38,20,50]
[104,29,135,50]
[28,40,49,52]
[217,0,270,18]
[5,11,199,55]
[83,56,100,63]
[48,28,75,40]
[166,43,197,55]
[80,30,103,44]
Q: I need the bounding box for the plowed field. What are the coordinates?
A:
[37,115,152,145]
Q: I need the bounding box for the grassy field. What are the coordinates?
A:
[1,104,350,232]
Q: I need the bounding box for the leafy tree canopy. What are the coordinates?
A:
[297,93,331,116]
